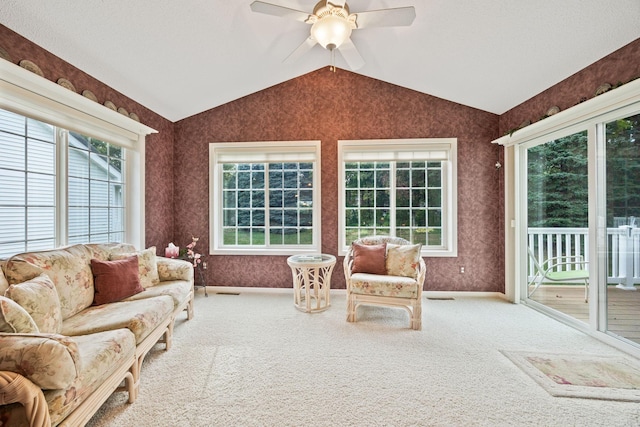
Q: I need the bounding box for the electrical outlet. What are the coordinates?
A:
[460,266,465,274]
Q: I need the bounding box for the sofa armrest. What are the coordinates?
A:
[156,257,194,282]
[0,371,51,426]
[0,333,80,390]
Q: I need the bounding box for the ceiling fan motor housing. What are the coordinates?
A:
[311,1,356,50]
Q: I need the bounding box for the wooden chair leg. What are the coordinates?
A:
[346,295,356,322]
[412,301,422,330]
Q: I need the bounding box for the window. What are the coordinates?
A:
[0,110,56,255]
[67,132,125,244]
[0,60,155,257]
[338,139,457,256]
[210,141,321,255]
[0,109,128,257]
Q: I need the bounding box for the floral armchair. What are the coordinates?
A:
[343,236,426,330]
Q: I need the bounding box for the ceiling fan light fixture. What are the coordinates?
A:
[251,0,415,71]
[310,14,352,50]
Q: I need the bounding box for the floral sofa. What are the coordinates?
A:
[0,243,194,427]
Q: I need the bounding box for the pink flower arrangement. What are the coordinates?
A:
[182,236,202,267]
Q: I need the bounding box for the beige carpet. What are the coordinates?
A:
[501,351,640,402]
[86,291,640,426]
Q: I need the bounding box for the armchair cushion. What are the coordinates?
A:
[91,256,144,305]
[0,296,39,333]
[5,274,63,334]
[110,247,160,288]
[351,242,387,275]
[386,243,422,279]
[349,273,420,298]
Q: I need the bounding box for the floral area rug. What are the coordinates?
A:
[501,351,640,402]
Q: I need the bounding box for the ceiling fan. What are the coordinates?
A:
[250,0,416,70]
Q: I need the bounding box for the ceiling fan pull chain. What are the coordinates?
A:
[330,48,336,73]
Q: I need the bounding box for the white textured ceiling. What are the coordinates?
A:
[1,1,639,122]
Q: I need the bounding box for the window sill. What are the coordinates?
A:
[211,248,323,256]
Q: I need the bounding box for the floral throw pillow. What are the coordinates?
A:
[110,246,160,288]
[5,273,63,333]
[0,295,39,333]
[386,243,422,279]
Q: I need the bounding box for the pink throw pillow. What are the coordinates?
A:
[351,242,387,275]
[91,255,144,305]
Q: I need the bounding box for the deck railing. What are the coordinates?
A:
[528,227,640,286]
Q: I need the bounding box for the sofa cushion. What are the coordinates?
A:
[0,260,8,294]
[0,295,39,333]
[91,256,144,305]
[43,329,136,425]
[386,243,422,279]
[123,280,192,310]
[111,247,160,288]
[5,274,63,333]
[0,333,80,389]
[4,244,95,320]
[61,295,174,344]
[351,242,387,275]
[349,272,419,298]
[85,242,137,262]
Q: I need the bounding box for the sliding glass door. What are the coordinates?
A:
[526,130,589,323]
[604,113,640,345]
[506,81,640,354]
[520,111,640,348]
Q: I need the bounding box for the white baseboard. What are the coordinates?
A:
[200,286,506,300]
[424,291,507,300]
[206,286,292,295]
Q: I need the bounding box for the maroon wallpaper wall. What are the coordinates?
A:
[11,24,634,293]
[499,38,640,135]
[0,25,175,251]
[174,69,503,291]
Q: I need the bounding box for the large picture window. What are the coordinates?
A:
[210,141,321,255]
[0,108,129,257]
[338,139,457,256]
[0,60,155,256]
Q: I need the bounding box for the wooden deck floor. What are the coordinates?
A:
[529,285,640,343]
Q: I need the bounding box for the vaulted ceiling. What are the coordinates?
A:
[1,1,639,122]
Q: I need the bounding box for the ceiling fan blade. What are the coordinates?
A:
[250,1,313,23]
[337,38,365,70]
[283,37,318,64]
[353,7,416,29]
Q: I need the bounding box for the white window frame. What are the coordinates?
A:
[209,141,322,255]
[338,138,458,257]
[0,60,156,250]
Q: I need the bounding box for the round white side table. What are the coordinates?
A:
[287,254,336,313]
